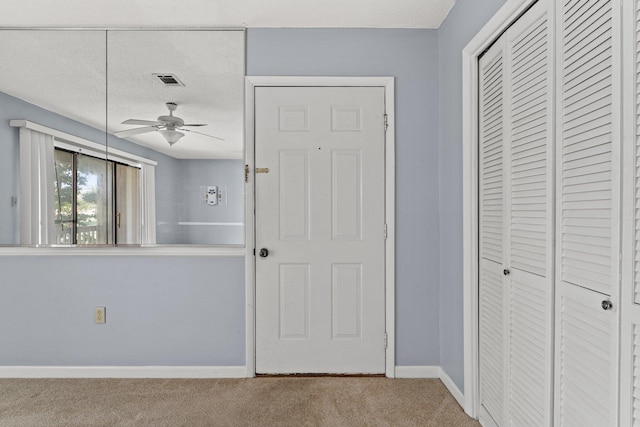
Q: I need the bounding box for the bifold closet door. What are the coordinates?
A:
[478,33,508,427]
[620,0,640,425]
[505,3,554,426]
[478,2,554,425]
[555,0,620,425]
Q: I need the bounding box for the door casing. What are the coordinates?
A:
[245,76,395,378]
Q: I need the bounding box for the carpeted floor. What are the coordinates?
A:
[0,377,480,426]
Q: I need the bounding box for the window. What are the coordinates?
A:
[53,148,141,245]
[15,121,156,246]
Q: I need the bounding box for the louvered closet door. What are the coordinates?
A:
[620,1,640,425]
[478,34,508,427]
[505,2,554,426]
[555,0,620,425]
[479,3,554,425]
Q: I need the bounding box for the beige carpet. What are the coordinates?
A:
[0,377,480,427]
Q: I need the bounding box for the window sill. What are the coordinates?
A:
[0,245,246,257]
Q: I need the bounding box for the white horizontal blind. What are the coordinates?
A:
[560,0,614,296]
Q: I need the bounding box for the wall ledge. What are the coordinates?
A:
[0,246,245,257]
[0,366,248,378]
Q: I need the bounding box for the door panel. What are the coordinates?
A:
[478,34,507,426]
[555,0,619,425]
[556,282,616,427]
[559,0,615,297]
[478,3,554,426]
[479,259,506,427]
[506,4,554,426]
[255,86,386,374]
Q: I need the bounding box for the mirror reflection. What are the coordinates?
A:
[0,29,245,247]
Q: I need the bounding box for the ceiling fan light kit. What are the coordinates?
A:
[158,129,185,145]
[115,102,222,146]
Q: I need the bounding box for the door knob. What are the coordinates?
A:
[259,248,269,258]
[601,300,613,311]
[503,269,510,276]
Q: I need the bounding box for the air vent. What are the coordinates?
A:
[153,74,185,87]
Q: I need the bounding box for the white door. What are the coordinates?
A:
[478,2,554,426]
[254,86,386,374]
[478,33,508,427]
[555,0,619,425]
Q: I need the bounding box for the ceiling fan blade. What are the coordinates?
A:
[122,119,163,126]
[115,126,159,137]
[181,123,208,127]
[182,128,225,141]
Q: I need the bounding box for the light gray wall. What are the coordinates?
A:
[0,256,245,365]
[438,0,506,391]
[248,29,441,365]
[178,159,244,244]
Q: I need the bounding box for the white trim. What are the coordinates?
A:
[244,78,257,378]
[0,366,247,378]
[394,366,464,408]
[394,365,440,378]
[245,76,396,378]
[440,368,465,409]
[10,120,158,166]
[178,222,244,226]
[462,0,538,419]
[619,0,637,425]
[0,246,245,257]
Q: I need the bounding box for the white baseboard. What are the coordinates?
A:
[0,366,248,379]
[395,365,441,378]
[438,368,464,408]
[395,365,464,408]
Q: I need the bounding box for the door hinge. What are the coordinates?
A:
[384,332,388,349]
[244,164,249,183]
[384,223,388,240]
[384,113,388,131]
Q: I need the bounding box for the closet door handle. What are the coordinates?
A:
[601,300,613,311]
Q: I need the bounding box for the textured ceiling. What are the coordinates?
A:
[0,1,457,159]
[0,0,457,29]
[0,30,245,159]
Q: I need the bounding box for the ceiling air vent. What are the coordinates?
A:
[153,74,185,87]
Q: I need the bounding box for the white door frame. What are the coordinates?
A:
[245,76,395,378]
[462,0,538,418]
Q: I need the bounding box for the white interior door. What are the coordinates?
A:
[555,0,619,425]
[478,2,554,426]
[505,3,554,426]
[254,86,386,374]
[478,32,508,427]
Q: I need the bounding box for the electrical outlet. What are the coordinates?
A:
[95,307,106,324]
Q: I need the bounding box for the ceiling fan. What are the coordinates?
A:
[114,102,224,146]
